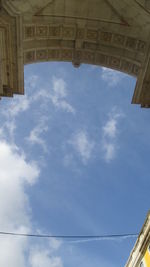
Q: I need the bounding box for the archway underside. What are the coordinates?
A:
[1,0,150,107]
[23,24,142,77]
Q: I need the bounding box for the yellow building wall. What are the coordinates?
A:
[143,245,150,267]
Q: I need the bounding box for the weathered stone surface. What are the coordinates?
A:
[125,211,150,267]
[1,0,150,106]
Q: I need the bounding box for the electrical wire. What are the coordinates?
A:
[0,231,138,240]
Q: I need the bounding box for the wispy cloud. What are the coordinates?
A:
[25,76,75,152]
[0,73,64,267]
[102,142,116,162]
[29,247,63,267]
[103,117,118,139]
[26,116,49,152]
[0,74,38,140]
[69,130,95,164]
[49,77,75,114]
[0,141,39,267]
[31,76,75,115]
[101,108,124,162]
[25,74,39,90]
[0,95,31,141]
[67,235,137,244]
[0,140,63,267]
[7,95,30,118]
[0,74,75,149]
[101,67,125,87]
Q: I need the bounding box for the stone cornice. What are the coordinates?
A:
[125,212,150,267]
[1,0,150,106]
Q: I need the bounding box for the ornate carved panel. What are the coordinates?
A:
[121,60,134,74]
[36,26,48,37]
[61,49,73,60]
[49,25,61,38]
[77,29,84,39]
[132,64,140,75]
[48,49,60,60]
[137,40,146,52]
[84,42,97,50]
[95,53,109,65]
[2,0,150,107]
[109,56,121,68]
[62,26,76,40]
[100,32,113,43]
[0,9,23,97]
[86,29,98,42]
[36,49,48,60]
[24,26,35,39]
[126,37,137,50]
[24,50,36,63]
[113,34,125,46]
[83,51,95,62]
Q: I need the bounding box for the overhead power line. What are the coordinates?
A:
[0,231,138,240]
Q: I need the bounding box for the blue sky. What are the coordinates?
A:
[0,62,149,267]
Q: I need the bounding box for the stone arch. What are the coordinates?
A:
[1,0,150,107]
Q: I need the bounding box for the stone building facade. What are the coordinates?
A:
[1,0,150,107]
[125,212,150,267]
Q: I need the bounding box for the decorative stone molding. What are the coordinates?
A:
[125,212,150,267]
[1,0,150,106]
[23,24,147,55]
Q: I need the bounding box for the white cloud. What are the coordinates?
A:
[0,75,75,147]
[68,234,136,244]
[50,77,75,114]
[0,142,39,226]
[103,118,118,139]
[0,140,63,267]
[0,74,73,267]
[0,136,63,267]
[32,89,50,103]
[0,74,48,142]
[102,142,116,162]
[29,248,63,267]
[48,238,62,252]
[25,75,75,115]
[0,235,27,267]
[25,75,39,90]
[0,75,40,140]
[0,141,39,267]
[4,74,39,120]
[26,116,49,152]
[8,95,30,118]
[25,76,75,151]
[102,109,124,162]
[0,95,30,140]
[69,130,94,164]
[101,67,124,87]
[52,77,67,98]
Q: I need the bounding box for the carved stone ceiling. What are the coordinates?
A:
[4,0,129,25]
[136,0,150,10]
[33,0,126,25]
[1,0,150,107]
